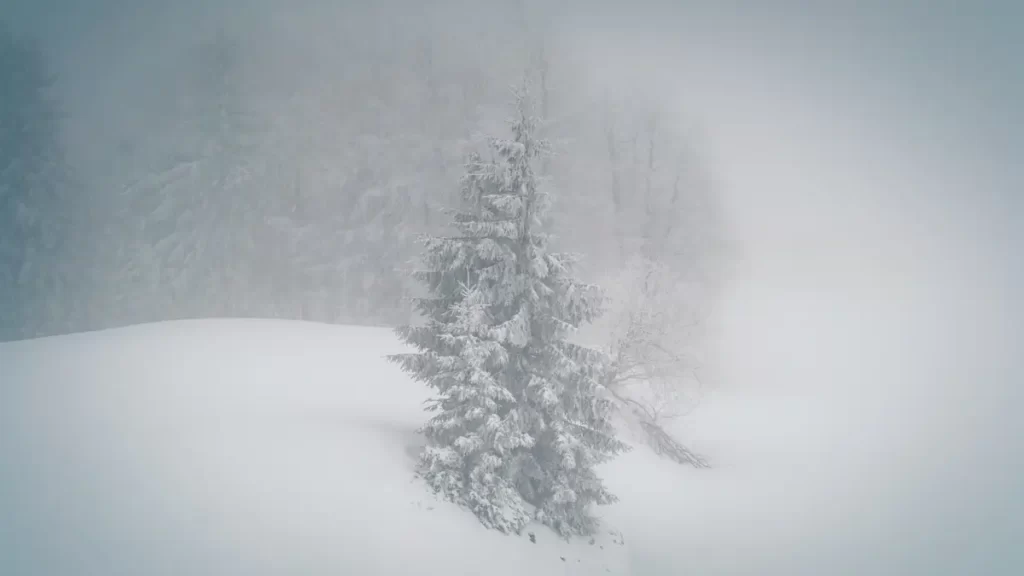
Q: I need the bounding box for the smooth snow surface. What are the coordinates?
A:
[1,320,1019,575]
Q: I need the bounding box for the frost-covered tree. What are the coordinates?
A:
[590,255,711,468]
[112,30,269,322]
[0,28,78,341]
[391,86,626,537]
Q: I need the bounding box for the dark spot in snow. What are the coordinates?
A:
[560,556,565,562]
[528,532,536,543]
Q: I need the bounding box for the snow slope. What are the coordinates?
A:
[1,319,1019,575]
[1,321,633,576]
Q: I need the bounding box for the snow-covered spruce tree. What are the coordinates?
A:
[390,85,627,537]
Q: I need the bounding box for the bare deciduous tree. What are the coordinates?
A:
[593,255,711,468]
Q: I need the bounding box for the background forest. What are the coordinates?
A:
[0,0,726,342]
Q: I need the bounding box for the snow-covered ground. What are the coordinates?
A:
[1,316,1020,575]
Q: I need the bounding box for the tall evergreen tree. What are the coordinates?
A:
[391,85,626,537]
[116,30,268,321]
[0,27,76,341]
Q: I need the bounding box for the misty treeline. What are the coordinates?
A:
[0,3,725,350]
